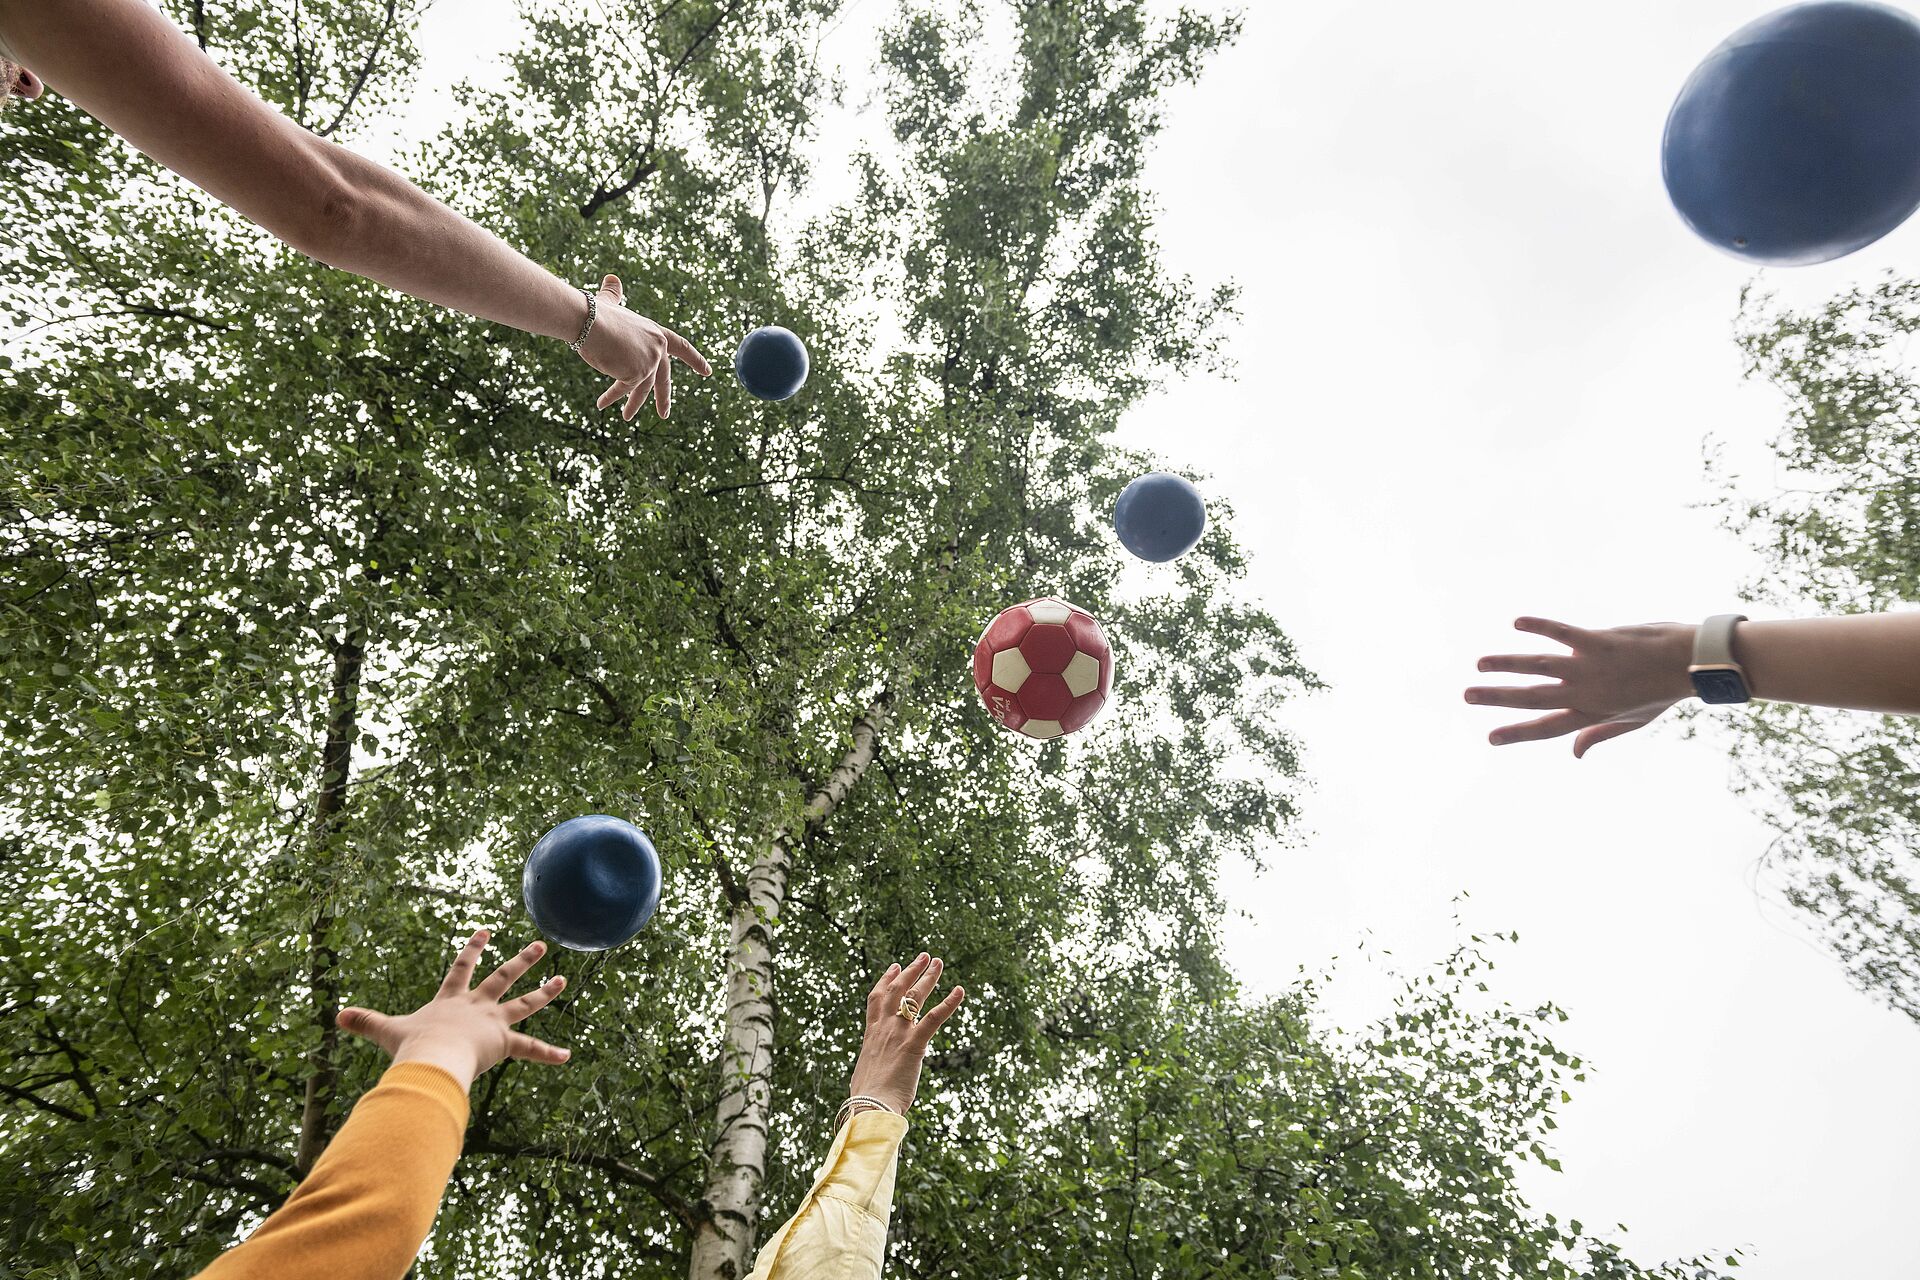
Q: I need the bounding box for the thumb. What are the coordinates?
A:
[600,273,624,304]
[337,1006,399,1050]
[1572,720,1640,759]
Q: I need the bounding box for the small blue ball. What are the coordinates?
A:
[1114,472,1207,563]
[1663,2,1920,265]
[521,815,663,952]
[734,326,809,401]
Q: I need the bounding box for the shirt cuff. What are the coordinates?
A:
[815,1108,908,1215]
[376,1062,471,1132]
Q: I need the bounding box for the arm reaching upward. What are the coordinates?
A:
[1466,612,1920,757]
[745,952,967,1280]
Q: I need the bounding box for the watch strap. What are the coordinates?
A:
[1692,613,1747,668]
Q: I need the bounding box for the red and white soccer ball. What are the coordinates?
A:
[972,597,1115,740]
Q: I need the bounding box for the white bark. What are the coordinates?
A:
[688,697,890,1280]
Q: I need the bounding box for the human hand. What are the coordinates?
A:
[846,952,966,1117]
[1466,616,1698,757]
[578,274,711,420]
[336,929,571,1091]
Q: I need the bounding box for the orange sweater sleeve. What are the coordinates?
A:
[195,1062,469,1280]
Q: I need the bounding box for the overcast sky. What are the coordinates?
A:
[395,1,1920,1273]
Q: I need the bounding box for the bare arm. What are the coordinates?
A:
[1,0,708,416]
[1466,612,1920,756]
[1734,614,1920,713]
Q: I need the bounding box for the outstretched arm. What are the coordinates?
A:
[1466,612,1920,756]
[0,0,708,418]
[194,931,569,1280]
[745,952,966,1280]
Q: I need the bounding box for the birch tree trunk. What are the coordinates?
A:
[688,695,891,1280]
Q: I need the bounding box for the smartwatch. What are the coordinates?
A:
[1688,613,1751,705]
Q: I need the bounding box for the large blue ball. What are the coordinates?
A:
[734,326,809,401]
[521,815,663,952]
[1663,2,1920,266]
[1113,472,1207,562]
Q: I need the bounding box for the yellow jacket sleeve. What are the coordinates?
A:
[745,1108,909,1280]
[195,1062,469,1280]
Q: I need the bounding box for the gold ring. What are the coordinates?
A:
[897,995,921,1024]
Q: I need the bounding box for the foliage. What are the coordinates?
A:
[1724,279,1920,1023]
[3,1,1717,1277]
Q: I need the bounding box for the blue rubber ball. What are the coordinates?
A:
[1114,472,1207,562]
[734,326,809,401]
[521,815,663,952]
[1663,1,1920,266]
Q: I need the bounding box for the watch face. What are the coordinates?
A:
[1692,668,1750,705]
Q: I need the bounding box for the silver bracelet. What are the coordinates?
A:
[835,1095,896,1129]
[567,286,598,353]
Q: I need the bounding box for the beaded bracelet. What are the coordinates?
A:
[835,1095,897,1129]
[568,286,598,354]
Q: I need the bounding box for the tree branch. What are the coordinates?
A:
[466,1136,698,1232]
[0,1081,89,1122]
[317,0,402,138]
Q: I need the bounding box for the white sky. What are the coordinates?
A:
[395,1,1920,1274]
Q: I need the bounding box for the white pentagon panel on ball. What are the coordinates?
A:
[1027,599,1072,625]
[1020,719,1064,739]
[1062,650,1101,698]
[991,646,1032,692]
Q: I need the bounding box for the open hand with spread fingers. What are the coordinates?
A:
[1466,616,1699,758]
[844,952,966,1119]
[336,929,572,1091]
[577,274,712,421]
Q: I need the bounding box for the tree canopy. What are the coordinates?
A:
[1725,278,1920,1024]
[4,2,1722,1277]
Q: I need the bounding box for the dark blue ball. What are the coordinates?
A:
[1114,472,1207,562]
[734,326,809,401]
[521,815,663,952]
[1663,2,1920,265]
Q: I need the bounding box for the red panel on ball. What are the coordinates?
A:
[1019,623,1077,674]
[1018,672,1073,721]
[972,641,995,692]
[982,608,1033,651]
[1098,651,1114,698]
[1060,690,1105,733]
[1065,612,1108,659]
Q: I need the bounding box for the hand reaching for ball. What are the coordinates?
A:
[575,274,711,421]
[846,953,966,1117]
[1465,616,1697,757]
[336,929,571,1091]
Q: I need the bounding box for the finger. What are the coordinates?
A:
[1463,682,1570,710]
[653,359,671,419]
[502,974,566,1023]
[1475,653,1571,678]
[896,952,932,997]
[1573,720,1643,758]
[1512,616,1589,648]
[440,929,490,996]
[506,1030,571,1065]
[868,962,901,1014]
[597,380,631,411]
[478,940,547,1000]
[337,1006,399,1050]
[622,378,651,421]
[907,956,944,1005]
[1489,709,1596,746]
[662,327,712,376]
[915,984,965,1039]
[599,273,624,304]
